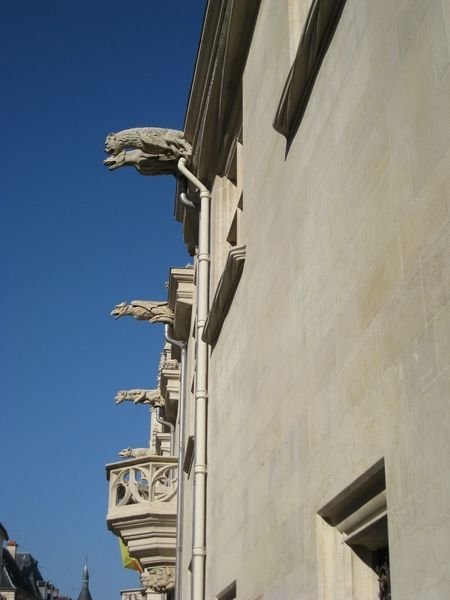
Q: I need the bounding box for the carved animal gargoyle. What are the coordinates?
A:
[104,127,191,175]
[115,388,163,406]
[118,447,155,459]
[111,300,174,326]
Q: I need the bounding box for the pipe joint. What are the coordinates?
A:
[194,464,207,475]
[192,547,206,557]
[179,191,199,210]
[177,158,209,195]
[165,324,186,350]
[195,389,208,400]
[197,252,210,263]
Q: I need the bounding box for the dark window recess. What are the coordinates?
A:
[217,580,236,600]
[227,211,238,246]
[375,548,391,600]
[183,435,195,476]
[273,0,348,149]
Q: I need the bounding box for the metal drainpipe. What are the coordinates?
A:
[179,191,198,210]
[165,324,187,600]
[155,406,175,456]
[177,157,210,600]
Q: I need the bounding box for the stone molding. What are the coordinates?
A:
[203,245,246,346]
[177,0,261,252]
[184,0,261,185]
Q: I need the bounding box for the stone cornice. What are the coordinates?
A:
[176,0,261,251]
[184,0,261,184]
[203,245,246,346]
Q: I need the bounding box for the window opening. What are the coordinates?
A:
[318,459,391,598]
[217,580,236,600]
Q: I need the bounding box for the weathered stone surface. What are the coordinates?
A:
[104,127,191,175]
[141,566,175,594]
[111,301,174,326]
[118,447,154,459]
[115,389,163,406]
[183,0,450,598]
[103,1,450,598]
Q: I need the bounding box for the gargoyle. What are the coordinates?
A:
[111,301,174,326]
[119,447,155,459]
[104,127,191,175]
[115,389,163,406]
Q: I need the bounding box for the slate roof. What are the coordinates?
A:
[0,549,44,599]
[15,553,45,597]
[0,543,70,600]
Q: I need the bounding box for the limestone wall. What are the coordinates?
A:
[205,0,450,597]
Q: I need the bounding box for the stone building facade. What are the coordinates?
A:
[105,1,450,599]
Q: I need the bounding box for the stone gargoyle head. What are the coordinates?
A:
[104,127,191,175]
[111,300,174,326]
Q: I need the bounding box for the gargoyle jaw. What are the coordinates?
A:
[103,155,123,171]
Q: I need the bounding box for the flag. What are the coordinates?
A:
[119,538,143,572]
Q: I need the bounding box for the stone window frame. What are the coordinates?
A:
[318,459,391,598]
[202,245,246,347]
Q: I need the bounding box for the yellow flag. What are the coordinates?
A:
[119,538,143,572]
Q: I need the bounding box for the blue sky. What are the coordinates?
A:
[0,2,205,598]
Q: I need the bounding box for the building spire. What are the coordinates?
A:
[77,559,93,600]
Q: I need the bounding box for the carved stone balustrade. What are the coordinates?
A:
[106,455,178,573]
[121,588,164,600]
[120,589,145,600]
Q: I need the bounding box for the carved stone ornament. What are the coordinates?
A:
[118,447,155,459]
[121,591,144,600]
[104,127,191,175]
[111,301,174,326]
[140,566,175,593]
[115,389,163,406]
[160,358,179,371]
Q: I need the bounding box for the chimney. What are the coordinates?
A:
[7,540,18,560]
